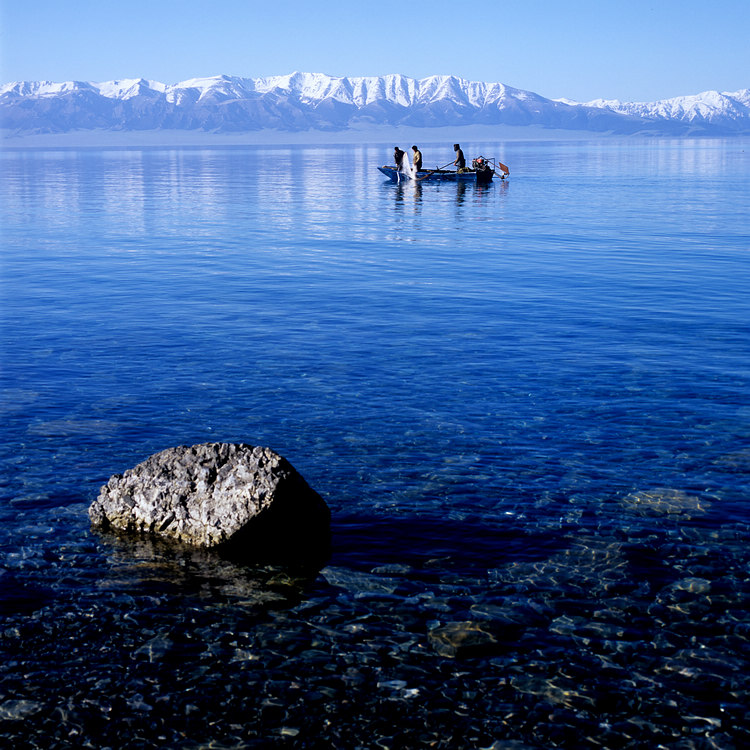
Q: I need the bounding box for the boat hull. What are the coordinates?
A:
[378,166,493,183]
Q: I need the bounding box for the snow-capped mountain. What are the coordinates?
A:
[570,89,750,131]
[1,73,748,136]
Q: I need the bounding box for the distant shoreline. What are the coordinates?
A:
[1,125,635,150]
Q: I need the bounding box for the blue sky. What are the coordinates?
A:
[1,0,747,102]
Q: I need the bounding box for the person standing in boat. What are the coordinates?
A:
[453,143,466,172]
[393,147,405,171]
[411,145,423,172]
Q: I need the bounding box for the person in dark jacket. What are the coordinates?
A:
[394,147,405,170]
[453,143,465,171]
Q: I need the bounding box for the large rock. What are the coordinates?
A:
[89,443,330,563]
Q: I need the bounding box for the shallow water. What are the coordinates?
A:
[1,139,750,748]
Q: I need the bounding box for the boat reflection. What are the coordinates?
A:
[385,176,503,213]
[391,180,424,211]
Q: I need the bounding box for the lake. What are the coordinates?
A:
[1,138,749,748]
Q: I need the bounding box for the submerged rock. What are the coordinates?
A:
[89,443,330,563]
[620,488,709,517]
[428,621,498,658]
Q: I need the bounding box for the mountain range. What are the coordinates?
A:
[2,72,748,137]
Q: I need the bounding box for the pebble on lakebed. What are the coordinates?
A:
[89,442,331,563]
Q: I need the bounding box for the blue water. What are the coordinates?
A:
[1,139,750,748]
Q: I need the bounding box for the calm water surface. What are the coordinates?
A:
[1,139,749,748]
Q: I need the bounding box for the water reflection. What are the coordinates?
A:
[2,145,521,251]
[390,180,423,212]
[384,175,504,217]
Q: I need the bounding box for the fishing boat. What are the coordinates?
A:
[378,157,509,184]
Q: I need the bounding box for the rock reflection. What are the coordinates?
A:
[98,532,322,613]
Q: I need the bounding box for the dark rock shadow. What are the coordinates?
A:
[329,514,568,577]
[218,478,331,568]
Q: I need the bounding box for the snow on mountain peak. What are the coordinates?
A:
[95,79,166,99]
